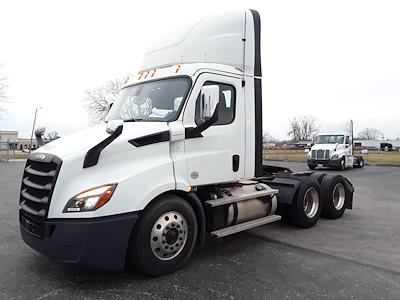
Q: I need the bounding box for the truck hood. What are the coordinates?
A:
[311,144,338,151]
[35,122,170,160]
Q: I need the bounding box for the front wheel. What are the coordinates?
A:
[308,164,316,170]
[338,157,345,171]
[128,194,198,276]
[358,158,364,168]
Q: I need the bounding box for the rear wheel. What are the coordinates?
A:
[321,175,349,219]
[128,194,198,276]
[287,178,322,228]
[310,172,326,183]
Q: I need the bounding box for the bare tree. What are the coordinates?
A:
[45,131,60,141]
[263,131,276,143]
[288,115,318,141]
[84,79,124,124]
[357,128,383,140]
[0,64,8,117]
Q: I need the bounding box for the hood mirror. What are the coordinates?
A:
[104,103,114,122]
[106,119,124,134]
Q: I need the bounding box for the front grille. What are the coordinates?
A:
[311,149,330,160]
[19,153,62,238]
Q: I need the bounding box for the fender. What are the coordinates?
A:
[261,176,302,205]
[175,191,206,247]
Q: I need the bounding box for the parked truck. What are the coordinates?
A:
[307,120,364,170]
[19,9,354,276]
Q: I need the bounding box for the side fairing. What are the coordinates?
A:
[140,9,258,77]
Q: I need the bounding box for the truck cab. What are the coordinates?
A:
[307,127,364,170]
[19,9,355,276]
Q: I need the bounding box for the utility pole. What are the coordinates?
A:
[29,107,42,154]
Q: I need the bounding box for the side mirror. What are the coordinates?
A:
[106,119,124,134]
[185,86,220,139]
[199,85,219,122]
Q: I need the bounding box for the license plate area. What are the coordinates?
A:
[19,210,45,238]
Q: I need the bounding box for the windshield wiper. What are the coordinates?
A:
[124,118,143,122]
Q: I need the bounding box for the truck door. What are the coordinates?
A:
[182,73,245,185]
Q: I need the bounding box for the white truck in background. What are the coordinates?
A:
[307,120,364,170]
[19,9,355,276]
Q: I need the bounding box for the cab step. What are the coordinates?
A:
[210,215,281,238]
[205,187,278,207]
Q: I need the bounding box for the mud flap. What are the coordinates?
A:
[343,178,354,209]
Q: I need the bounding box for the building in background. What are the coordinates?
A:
[0,130,18,150]
[354,139,400,150]
[0,130,43,150]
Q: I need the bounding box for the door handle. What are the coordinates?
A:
[232,155,240,172]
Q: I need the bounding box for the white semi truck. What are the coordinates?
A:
[19,9,354,276]
[307,121,364,170]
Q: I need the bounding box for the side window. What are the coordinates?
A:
[195,82,236,126]
[345,136,350,144]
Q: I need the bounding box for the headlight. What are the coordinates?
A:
[331,154,339,160]
[63,184,117,212]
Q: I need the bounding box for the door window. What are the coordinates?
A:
[195,82,236,125]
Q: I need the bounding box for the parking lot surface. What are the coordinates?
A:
[1,161,400,299]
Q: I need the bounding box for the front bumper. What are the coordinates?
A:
[20,211,139,271]
[307,158,342,168]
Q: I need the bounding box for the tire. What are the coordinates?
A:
[321,174,349,219]
[338,157,345,171]
[288,178,322,228]
[128,194,198,276]
[308,164,316,170]
[358,158,364,168]
[310,172,326,183]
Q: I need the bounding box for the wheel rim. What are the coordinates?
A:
[303,187,319,218]
[360,160,364,167]
[332,183,345,210]
[341,159,345,169]
[150,211,188,260]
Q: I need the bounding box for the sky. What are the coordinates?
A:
[0,0,399,140]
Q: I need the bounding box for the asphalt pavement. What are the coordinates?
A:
[1,161,399,299]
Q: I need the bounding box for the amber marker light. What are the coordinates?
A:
[148,69,156,77]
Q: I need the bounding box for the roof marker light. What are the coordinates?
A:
[175,65,181,73]
[149,69,156,77]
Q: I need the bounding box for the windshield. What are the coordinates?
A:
[107,77,191,122]
[315,135,344,144]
